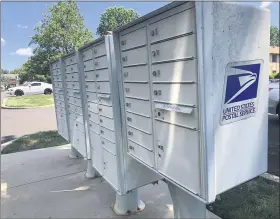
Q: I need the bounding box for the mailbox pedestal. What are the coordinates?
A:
[168,182,206,218]
[68,146,82,159]
[85,159,97,179]
[112,189,145,215]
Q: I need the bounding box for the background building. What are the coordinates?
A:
[269,46,280,74]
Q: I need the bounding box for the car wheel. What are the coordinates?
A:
[15,90,24,96]
[276,102,280,122]
[44,89,52,95]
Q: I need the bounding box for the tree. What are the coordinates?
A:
[1,69,9,74]
[270,25,280,47]
[1,75,13,89]
[97,7,139,36]
[28,0,93,79]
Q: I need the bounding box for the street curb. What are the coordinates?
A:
[261,173,279,183]
[1,97,54,109]
[1,139,17,151]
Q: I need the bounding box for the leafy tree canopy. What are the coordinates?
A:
[270,25,280,47]
[97,7,139,36]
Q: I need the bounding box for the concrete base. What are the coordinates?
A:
[68,146,82,159]
[111,190,145,215]
[85,160,97,179]
[168,182,206,218]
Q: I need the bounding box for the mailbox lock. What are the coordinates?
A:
[85,75,88,78]
[125,88,130,93]
[153,70,160,77]
[101,141,105,145]
[121,40,126,46]
[89,124,92,127]
[154,90,162,96]
[84,64,86,69]
[150,28,158,36]
[100,119,103,123]
[158,153,161,158]
[71,67,73,71]
[127,117,132,122]
[86,85,88,88]
[124,72,129,78]
[126,102,131,107]
[122,56,127,62]
[72,76,74,78]
[152,50,160,57]
[95,62,98,66]
[99,108,102,112]
[89,114,91,117]
[93,49,97,54]
[128,131,133,136]
[97,85,100,89]
[129,145,134,150]
[96,74,99,78]
[87,95,89,98]
[100,130,104,134]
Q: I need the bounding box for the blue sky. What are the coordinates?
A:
[1,1,279,71]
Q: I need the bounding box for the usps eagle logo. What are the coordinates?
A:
[224,64,261,104]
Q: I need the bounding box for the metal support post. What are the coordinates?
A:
[168,182,207,219]
[68,146,82,159]
[112,189,145,215]
[85,159,97,179]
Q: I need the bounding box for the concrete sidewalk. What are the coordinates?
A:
[1,145,174,218]
[1,146,220,218]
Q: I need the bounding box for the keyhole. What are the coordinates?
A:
[158,112,161,116]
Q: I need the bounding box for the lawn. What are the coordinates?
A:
[1,131,69,154]
[207,176,279,219]
[5,94,54,107]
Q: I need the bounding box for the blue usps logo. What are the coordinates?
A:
[224,64,261,104]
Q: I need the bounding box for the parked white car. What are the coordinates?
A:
[7,81,53,96]
[268,79,280,119]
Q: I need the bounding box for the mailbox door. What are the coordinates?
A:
[103,149,119,191]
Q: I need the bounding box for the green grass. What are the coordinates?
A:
[1,131,69,154]
[5,94,54,107]
[207,176,279,219]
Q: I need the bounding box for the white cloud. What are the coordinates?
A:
[260,2,272,8]
[11,48,33,56]
[17,24,28,29]
[1,38,5,46]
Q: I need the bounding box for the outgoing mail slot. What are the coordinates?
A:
[149,7,195,43]
[84,59,94,71]
[154,105,199,129]
[150,34,196,63]
[89,129,100,148]
[128,140,154,168]
[100,136,116,156]
[155,120,200,194]
[98,94,112,106]
[151,59,197,82]
[120,26,147,51]
[93,42,106,57]
[88,102,98,113]
[94,56,108,69]
[127,126,153,151]
[85,70,96,81]
[122,65,149,82]
[95,68,110,81]
[100,126,115,143]
[153,83,197,106]
[88,111,99,123]
[98,105,113,119]
[125,98,151,117]
[85,81,97,92]
[86,92,98,103]
[89,120,99,133]
[126,112,152,133]
[121,47,147,66]
[82,47,94,61]
[99,115,114,131]
[123,83,150,100]
[96,82,110,93]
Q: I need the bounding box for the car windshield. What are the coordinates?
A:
[23,82,30,86]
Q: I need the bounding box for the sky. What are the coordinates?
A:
[1,1,279,71]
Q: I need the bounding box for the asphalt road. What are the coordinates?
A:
[1,92,57,144]
[0,92,279,176]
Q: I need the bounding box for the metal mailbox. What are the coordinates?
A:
[78,36,162,197]
[113,1,270,207]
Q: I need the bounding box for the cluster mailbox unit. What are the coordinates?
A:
[51,1,269,218]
